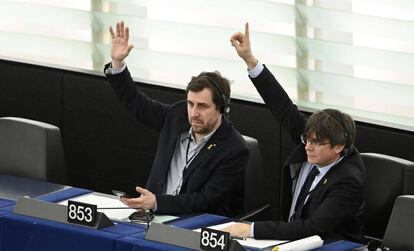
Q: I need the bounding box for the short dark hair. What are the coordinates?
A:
[186,71,231,113]
[305,109,356,149]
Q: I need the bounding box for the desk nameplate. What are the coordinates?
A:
[146,223,244,251]
[13,197,113,229]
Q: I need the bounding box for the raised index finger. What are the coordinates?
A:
[244,22,250,42]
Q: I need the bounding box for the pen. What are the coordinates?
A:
[230,236,247,241]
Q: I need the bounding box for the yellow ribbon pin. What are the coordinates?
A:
[207,144,216,150]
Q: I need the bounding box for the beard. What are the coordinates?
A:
[191,121,210,135]
[190,118,218,135]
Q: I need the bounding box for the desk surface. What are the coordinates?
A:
[0,174,67,200]
[314,240,361,251]
[0,175,362,251]
[0,198,13,208]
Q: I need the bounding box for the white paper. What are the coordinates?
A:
[59,192,178,223]
[273,235,323,251]
[195,222,287,249]
[151,215,178,224]
[59,192,135,220]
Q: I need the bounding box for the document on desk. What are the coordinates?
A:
[58,192,177,223]
[273,235,323,251]
[194,222,287,249]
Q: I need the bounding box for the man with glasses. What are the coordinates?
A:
[104,21,248,216]
[223,23,365,243]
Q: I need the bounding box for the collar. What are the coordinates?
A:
[180,122,220,145]
[180,119,223,144]
[313,156,344,176]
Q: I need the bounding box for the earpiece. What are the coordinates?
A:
[201,76,230,117]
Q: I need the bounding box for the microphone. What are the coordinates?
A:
[234,204,270,221]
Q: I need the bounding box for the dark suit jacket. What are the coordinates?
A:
[104,64,248,216]
[250,66,365,242]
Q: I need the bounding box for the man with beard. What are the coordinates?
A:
[223,23,365,243]
[104,21,248,216]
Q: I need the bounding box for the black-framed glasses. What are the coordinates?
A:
[300,134,330,146]
[128,210,154,229]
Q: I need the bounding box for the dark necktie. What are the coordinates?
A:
[294,166,320,220]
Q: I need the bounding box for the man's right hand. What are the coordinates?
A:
[230,22,258,70]
[221,222,251,238]
[109,21,134,69]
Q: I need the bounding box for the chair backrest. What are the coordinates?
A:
[361,153,414,240]
[0,117,66,184]
[242,135,269,220]
[382,195,414,251]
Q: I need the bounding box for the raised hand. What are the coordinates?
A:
[109,21,134,68]
[230,22,257,70]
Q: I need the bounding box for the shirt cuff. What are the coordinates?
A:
[104,62,127,75]
[153,196,158,212]
[248,62,264,78]
[250,222,255,238]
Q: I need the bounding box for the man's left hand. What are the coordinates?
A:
[121,186,156,211]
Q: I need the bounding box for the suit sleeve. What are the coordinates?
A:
[155,146,249,215]
[249,65,307,144]
[104,63,170,131]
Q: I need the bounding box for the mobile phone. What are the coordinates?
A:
[128,211,154,222]
[112,189,131,199]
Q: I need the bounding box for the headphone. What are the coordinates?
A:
[321,110,352,156]
[200,76,231,117]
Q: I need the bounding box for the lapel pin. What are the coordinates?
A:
[207,144,216,150]
[323,179,327,184]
